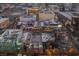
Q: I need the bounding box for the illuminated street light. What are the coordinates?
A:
[58,24,62,28]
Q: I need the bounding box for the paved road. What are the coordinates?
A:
[31,32,42,48]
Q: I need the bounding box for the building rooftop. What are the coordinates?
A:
[58,11,79,20]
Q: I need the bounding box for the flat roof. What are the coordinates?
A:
[0,18,9,23]
[58,12,72,20]
[39,13,55,21]
[58,11,79,20]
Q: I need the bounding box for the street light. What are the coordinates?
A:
[58,24,62,28]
